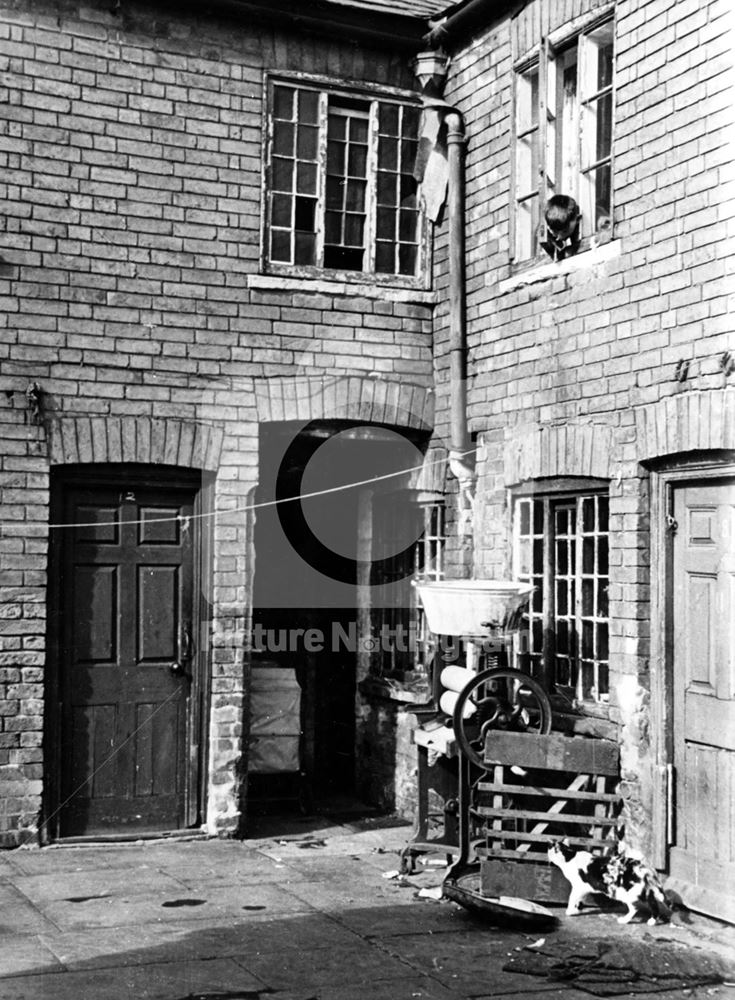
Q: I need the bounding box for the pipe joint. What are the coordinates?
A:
[445,110,466,144]
[449,449,475,536]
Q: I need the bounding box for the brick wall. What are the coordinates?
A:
[433,0,735,857]
[0,0,433,844]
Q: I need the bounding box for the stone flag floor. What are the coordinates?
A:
[0,812,733,1000]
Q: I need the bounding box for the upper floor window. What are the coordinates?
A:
[513,18,614,262]
[513,487,609,706]
[265,80,423,282]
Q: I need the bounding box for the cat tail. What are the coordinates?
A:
[644,871,673,922]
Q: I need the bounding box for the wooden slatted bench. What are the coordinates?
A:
[475,731,623,902]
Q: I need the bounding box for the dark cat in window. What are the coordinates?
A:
[541,194,581,260]
[548,839,672,925]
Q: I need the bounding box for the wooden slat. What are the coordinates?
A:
[520,772,590,851]
[479,830,614,849]
[593,774,606,841]
[477,847,550,862]
[476,781,621,803]
[489,762,504,852]
[484,731,619,774]
[476,806,618,825]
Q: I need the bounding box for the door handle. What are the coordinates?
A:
[180,623,193,662]
[170,624,192,678]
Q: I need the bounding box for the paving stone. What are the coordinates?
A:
[315,975,467,999]
[0,856,20,877]
[333,898,487,937]
[0,830,731,1000]
[272,853,399,883]
[0,883,59,935]
[160,854,302,887]
[33,882,315,931]
[0,958,264,1000]
[251,826,409,862]
[39,914,363,970]
[283,872,426,913]
[374,929,565,996]
[12,867,185,905]
[5,847,153,877]
[471,992,735,1000]
[0,935,63,977]
[236,940,421,991]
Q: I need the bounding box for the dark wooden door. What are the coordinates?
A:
[671,481,735,921]
[56,481,196,837]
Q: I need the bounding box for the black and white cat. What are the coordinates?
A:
[548,840,672,925]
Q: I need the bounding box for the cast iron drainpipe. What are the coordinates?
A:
[445,109,475,528]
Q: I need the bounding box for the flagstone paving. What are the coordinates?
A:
[0,813,733,1000]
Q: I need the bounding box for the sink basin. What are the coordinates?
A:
[413,579,534,637]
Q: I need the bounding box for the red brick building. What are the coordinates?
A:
[1,0,733,921]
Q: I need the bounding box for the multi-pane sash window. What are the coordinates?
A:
[267,81,422,280]
[372,498,445,679]
[514,491,609,704]
[513,19,614,261]
[412,502,446,675]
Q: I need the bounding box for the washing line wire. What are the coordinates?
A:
[0,446,477,532]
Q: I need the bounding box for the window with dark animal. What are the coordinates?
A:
[512,19,614,261]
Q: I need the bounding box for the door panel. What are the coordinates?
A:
[671,481,735,920]
[57,481,196,837]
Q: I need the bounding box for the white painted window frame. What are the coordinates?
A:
[510,13,615,263]
[263,74,428,288]
[512,487,610,706]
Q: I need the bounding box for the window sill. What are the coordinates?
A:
[495,238,621,295]
[552,706,617,741]
[248,272,437,305]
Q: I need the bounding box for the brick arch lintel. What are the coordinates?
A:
[634,389,735,462]
[503,422,615,485]
[253,375,434,431]
[47,415,225,472]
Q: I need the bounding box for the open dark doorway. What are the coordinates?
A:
[250,421,426,813]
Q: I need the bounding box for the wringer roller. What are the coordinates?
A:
[405,579,555,924]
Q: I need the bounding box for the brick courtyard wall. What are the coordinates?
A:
[0,0,433,844]
[433,0,735,858]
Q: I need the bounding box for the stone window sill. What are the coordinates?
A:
[494,239,622,294]
[247,273,437,305]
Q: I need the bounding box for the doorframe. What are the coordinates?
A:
[649,450,735,872]
[44,463,211,843]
